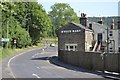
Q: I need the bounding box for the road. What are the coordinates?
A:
[2,46,107,78]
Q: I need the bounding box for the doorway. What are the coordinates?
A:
[97,33,102,44]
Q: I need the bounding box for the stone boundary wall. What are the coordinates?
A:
[58,50,120,73]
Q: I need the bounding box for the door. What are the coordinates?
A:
[97,33,102,44]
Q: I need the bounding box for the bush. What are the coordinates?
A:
[16,28,32,48]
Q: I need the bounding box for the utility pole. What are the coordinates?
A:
[103,26,109,72]
[106,26,109,53]
[26,2,31,34]
[6,18,9,49]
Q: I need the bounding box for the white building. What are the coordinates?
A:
[87,18,120,53]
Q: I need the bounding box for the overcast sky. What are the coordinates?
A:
[38,0,120,17]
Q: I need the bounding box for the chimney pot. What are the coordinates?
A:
[111,19,114,29]
[80,13,87,27]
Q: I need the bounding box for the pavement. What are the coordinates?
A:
[1,46,120,79]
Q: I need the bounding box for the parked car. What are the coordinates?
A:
[50,43,55,47]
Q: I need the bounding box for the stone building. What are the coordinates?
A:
[58,13,93,52]
[58,13,120,53]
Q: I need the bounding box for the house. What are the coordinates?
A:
[108,20,120,52]
[88,18,120,53]
[58,13,93,52]
[58,13,120,53]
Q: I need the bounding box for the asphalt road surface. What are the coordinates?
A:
[2,46,108,78]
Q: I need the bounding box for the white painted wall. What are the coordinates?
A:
[109,30,119,52]
[85,30,93,51]
[88,21,120,52]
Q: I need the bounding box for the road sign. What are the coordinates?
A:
[1,38,9,42]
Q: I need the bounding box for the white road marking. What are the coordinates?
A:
[55,66,65,69]
[37,67,40,69]
[32,53,40,58]
[7,48,41,78]
[32,73,41,78]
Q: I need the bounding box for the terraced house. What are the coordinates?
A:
[58,13,120,53]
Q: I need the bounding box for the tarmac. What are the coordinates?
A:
[49,56,120,80]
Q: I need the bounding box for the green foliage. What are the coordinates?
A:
[49,3,79,36]
[1,2,32,48]
[1,48,15,59]
[0,47,2,60]
[1,2,53,47]
[12,2,53,44]
[15,26,32,48]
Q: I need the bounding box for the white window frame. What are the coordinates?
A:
[109,31,113,36]
[109,47,113,52]
[65,44,77,51]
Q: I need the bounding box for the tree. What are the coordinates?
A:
[1,2,31,48]
[49,3,79,36]
[13,2,53,44]
[1,2,53,47]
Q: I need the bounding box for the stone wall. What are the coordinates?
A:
[58,23,85,52]
[58,50,120,73]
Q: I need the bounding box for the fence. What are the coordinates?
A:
[58,50,120,73]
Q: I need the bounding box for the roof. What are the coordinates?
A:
[70,22,87,29]
[87,21,107,30]
[70,22,93,32]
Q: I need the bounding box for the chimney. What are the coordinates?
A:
[97,17,103,24]
[118,21,120,29]
[111,19,114,29]
[80,13,87,27]
[89,23,92,30]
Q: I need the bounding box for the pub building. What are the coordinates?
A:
[58,13,120,53]
[58,13,93,52]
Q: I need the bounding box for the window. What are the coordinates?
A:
[70,46,73,49]
[109,31,113,36]
[118,47,120,52]
[110,48,112,49]
[75,46,77,50]
[65,44,77,51]
[109,48,113,52]
[119,47,120,52]
[65,46,68,50]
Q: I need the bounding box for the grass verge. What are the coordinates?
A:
[0,38,58,61]
[0,43,44,61]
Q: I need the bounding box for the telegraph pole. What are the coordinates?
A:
[6,18,9,49]
[103,26,109,72]
[106,26,109,53]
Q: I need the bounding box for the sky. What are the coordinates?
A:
[38,0,120,17]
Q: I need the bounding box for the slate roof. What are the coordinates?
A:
[70,22,93,32]
[87,21,108,30]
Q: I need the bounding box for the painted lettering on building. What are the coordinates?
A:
[61,30,81,33]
